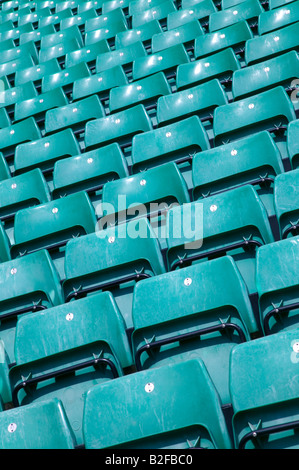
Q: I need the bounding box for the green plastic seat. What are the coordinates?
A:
[41,62,91,94]
[256,237,299,335]
[287,119,299,169]
[14,128,80,175]
[230,329,299,448]
[102,0,130,13]
[245,22,299,65]
[38,8,74,28]
[0,81,37,116]
[176,48,240,91]
[0,399,76,449]
[65,39,110,68]
[9,291,133,446]
[157,78,228,126]
[0,168,51,223]
[84,7,126,32]
[0,21,14,34]
[258,0,299,35]
[19,25,57,47]
[132,43,190,80]
[14,58,61,87]
[167,0,217,29]
[0,109,11,130]
[129,0,167,15]
[2,5,31,22]
[59,7,97,30]
[195,21,253,59]
[0,39,16,53]
[40,25,84,49]
[151,20,204,53]
[0,222,11,264]
[109,72,171,113]
[132,256,253,405]
[0,153,10,181]
[45,94,105,135]
[209,0,264,32]
[132,0,177,28]
[84,18,128,45]
[62,218,165,329]
[77,0,104,11]
[39,38,81,64]
[166,185,274,309]
[17,7,52,26]
[1,23,34,42]
[0,117,41,165]
[213,86,296,144]
[115,20,163,49]
[72,65,128,101]
[192,131,284,217]
[83,358,232,449]
[96,41,146,73]
[56,0,91,11]
[14,87,68,124]
[84,104,153,152]
[52,142,129,198]
[0,56,35,82]
[273,169,299,239]
[131,115,210,172]
[0,250,63,368]
[232,50,299,100]
[269,0,297,8]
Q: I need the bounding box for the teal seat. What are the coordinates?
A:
[0,222,11,264]
[77,0,104,12]
[194,20,253,59]
[40,25,84,49]
[102,0,130,13]
[166,185,274,312]
[115,20,163,49]
[167,0,217,29]
[131,115,210,173]
[83,359,232,449]
[0,56,35,83]
[0,399,76,449]
[192,131,284,217]
[10,191,97,279]
[157,79,228,126]
[72,65,128,102]
[9,291,133,446]
[17,7,52,26]
[245,22,299,65]
[52,142,129,198]
[287,119,299,168]
[0,41,39,65]
[256,238,299,334]
[0,81,37,116]
[209,0,264,32]
[176,48,241,91]
[84,18,128,45]
[0,168,51,224]
[109,72,171,113]
[132,44,190,80]
[230,330,299,448]
[14,128,80,176]
[132,256,253,405]
[0,109,11,130]
[129,0,167,15]
[96,41,146,73]
[273,169,299,239]
[39,38,82,64]
[44,94,105,135]
[0,117,41,166]
[0,250,63,369]
[258,0,299,35]
[213,86,296,145]
[1,23,34,42]
[65,39,110,68]
[14,87,68,125]
[59,7,98,30]
[0,39,18,53]
[269,0,297,8]
[151,20,204,53]
[62,218,165,329]
[0,153,10,181]
[84,7,126,32]
[19,25,57,47]
[232,51,299,100]
[38,8,74,28]
[14,59,61,87]
[132,0,177,28]
[84,104,152,152]
[41,62,91,94]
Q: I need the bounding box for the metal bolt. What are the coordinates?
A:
[184,278,192,286]
[145,383,154,393]
[52,207,58,214]
[210,204,218,212]
[11,268,17,275]
[108,236,115,243]
[66,313,73,321]
[140,179,146,186]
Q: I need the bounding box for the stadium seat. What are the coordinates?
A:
[0,399,76,449]
[39,38,82,65]
[65,39,111,68]
[132,0,177,28]
[258,0,299,35]
[14,58,61,87]
[38,8,74,28]
[287,119,299,168]
[0,109,11,130]
[273,169,299,239]
[84,6,126,32]
[196,21,253,62]
[102,0,130,14]
[192,131,284,217]
[157,79,228,126]
[59,7,97,30]
[41,62,91,94]
[166,184,275,311]
[230,329,299,448]
[109,71,171,113]
[1,23,34,43]
[245,22,299,65]
[232,50,299,100]
[17,8,52,26]
[14,128,80,176]
[40,24,84,49]
[83,359,233,449]
[0,222,11,264]
[129,0,168,15]
[167,0,217,30]
[52,142,129,198]
[0,81,38,118]
[132,43,190,80]
[0,56,35,85]
[269,0,297,9]
[0,153,10,181]
[209,0,264,32]
[0,250,63,368]
[256,237,299,335]
[0,41,39,66]
[72,65,128,101]
[176,47,241,91]
[132,256,254,405]
[62,218,165,329]
[44,94,105,135]
[151,19,204,53]
[115,20,163,49]
[213,86,296,144]
[96,40,146,73]
[19,25,57,47]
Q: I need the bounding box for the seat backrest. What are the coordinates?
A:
[274,169,299,239]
